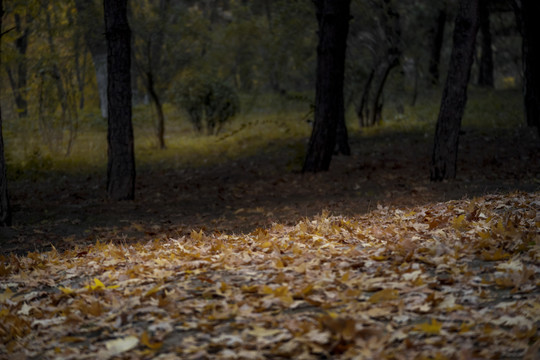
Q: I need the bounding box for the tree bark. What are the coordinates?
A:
[0,0,12,227]
[303,0,351,172]
[478,0,494,87]
[428,5,447,85]
[104,0,135,200]
[431,0,480,181]
[521,0,540,133]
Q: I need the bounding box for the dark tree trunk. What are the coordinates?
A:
[521,0,540,133]
[431,0,480,181]
[428,5,447,85]
[478,0,494,87]
[303,0,351,172]
[104,0,135,200]
[0,0,12,227]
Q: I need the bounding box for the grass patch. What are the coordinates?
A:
[3,88,525,179]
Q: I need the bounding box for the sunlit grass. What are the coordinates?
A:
[3,88,525,179]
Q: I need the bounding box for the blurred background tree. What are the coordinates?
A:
[0,0,530,171]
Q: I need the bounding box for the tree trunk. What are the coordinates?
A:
[5,12,31,118]
[521,0,540,133]
[428,5,447,85]
[356,68,375,127]
[303,0,351,172]
[0,0,12,227]
[478,0,494,87]
[370,56,398,126]
[74,0,108,118]
[431,0,479,181]
[147,72,166,149]
[104,0,135,200]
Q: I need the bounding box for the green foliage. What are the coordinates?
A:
[168,74,240,135]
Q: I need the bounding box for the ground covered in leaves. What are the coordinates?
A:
[1,192,539,359]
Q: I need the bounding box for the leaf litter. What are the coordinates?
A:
[1,192,539,359]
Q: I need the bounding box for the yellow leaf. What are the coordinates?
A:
[481,248,511,261]
[261,285,274,295]
[369,289,399,304]
[59,286,76,295]
[0,287,13,303]
[145,285,161,297]
[452,214,467,230]
[141,331,163,350]
[261,241,272,249]
[89,278,105,290]
[459,322,473,334]
[414,318,442,335]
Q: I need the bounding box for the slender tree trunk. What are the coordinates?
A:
[303,0,351,172]
[357,68,375,127]
[431,0,480,181]
[521,0,540,133]
[74,0,108,118]
[147,72,166,149]
[5,12,31,118]
[478,0,494,87]
[0,0,12,227]
[370,56,398,126]
[428,5,447,85]
[104,0,135,200]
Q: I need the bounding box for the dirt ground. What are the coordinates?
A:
[1,126,539,255]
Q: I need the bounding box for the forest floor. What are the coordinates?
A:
[1,124,539,255]
[0,124,539,359]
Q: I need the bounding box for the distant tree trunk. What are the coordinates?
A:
[431,0,480,181]
[357,68,375,127]
[5,11,31,118]
[303,0,351,172]
[147,71,166,149]
[478,0,494,87]
[74,0,108,118]
[521,0,540,133]
[370,55,398,126]
[428,5,447,85]
[104,0,135,200]
[0,0,12,227]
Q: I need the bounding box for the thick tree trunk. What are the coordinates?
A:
[0,0,12,227]
[428,5,447,85]
[74,0,108,118]
[521,0,540,133]
[104,0,135,200]
[478,0,494,87]
[303,0,351,172]
[431,0,480,181]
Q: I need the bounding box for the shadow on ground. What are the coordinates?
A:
[2,126,539,255]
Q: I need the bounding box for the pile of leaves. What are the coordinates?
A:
[1,192,539,359]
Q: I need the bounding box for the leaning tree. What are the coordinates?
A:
[430,0,480,181]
